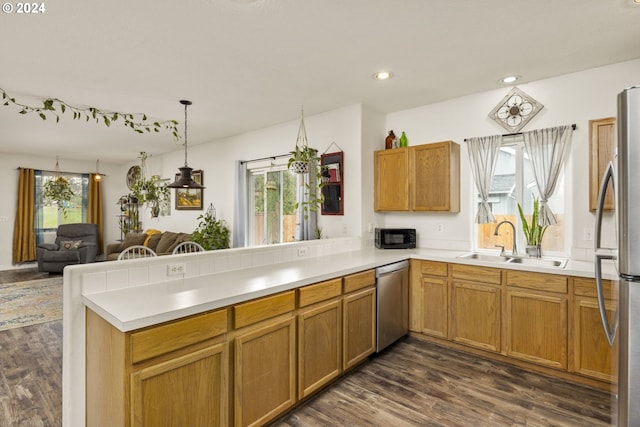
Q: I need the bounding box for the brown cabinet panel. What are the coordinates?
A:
[450,280,501,352]
[419,275,448,338]
[451,263,501,285]
[130,309,227,364]
[572,296,618,382]
[343,269,375,294]
[233,291,295,329]
[234,316,296,427]
[505,270,567,294]
[374,148,409,211]
[410,141,460,212]
[298,299,342,399]
[343,287,376,369]
[506,288,567,369]
[131,343,228,427]
[420,260,448,277]
[298,278,342,308]
[589,117,615,211]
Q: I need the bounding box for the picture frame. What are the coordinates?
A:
[174,170,203,210]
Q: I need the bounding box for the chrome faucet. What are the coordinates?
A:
[494,220,518,256]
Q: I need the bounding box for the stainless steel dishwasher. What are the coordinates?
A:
[375,260,409,352]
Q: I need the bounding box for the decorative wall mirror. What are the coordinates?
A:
[320,150,343,215]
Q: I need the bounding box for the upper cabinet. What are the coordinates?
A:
[589,117,615,211]
[374,141,460,212]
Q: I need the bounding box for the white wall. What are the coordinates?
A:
[383,58,640,260]
[131,104,367,243]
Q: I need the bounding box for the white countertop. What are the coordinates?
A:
[82,247,607,333]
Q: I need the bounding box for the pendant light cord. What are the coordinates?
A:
[183,101,189,167]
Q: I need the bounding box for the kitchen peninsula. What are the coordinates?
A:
[63,237,614,427]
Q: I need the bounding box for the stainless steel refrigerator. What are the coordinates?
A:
[595,85,640,427]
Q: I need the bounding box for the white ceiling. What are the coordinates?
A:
[1,0,640,164]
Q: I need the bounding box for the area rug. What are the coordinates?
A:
[0,277,63,331]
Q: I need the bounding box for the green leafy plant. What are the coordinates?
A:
[518,198,548,246]
[130,176,170,217]
[1,88,179,139]
[43,176,75,217]
[191,207,230,250]
[287,146,326,219]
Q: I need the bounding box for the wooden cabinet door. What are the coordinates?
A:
[374,148,409,211]
[298,299,342,399]
[589,117,615,211]
[343,287,376,369]
[417,275,448,338]
[410,141,460,212]
[234,316,296,427]
[505,288,568,369]
[572,296,618,382]
[450,280,501,352]
[130,342,229,427]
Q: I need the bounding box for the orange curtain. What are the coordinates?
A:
[12,168,36,263]
[88,173,104,254]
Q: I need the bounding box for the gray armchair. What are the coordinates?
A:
[36,223,99,273]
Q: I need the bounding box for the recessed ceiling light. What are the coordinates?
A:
[373,71,393,80]
[500,75,520,84]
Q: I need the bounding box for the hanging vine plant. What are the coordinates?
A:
[1,88,180,139]
[43,176,74,217]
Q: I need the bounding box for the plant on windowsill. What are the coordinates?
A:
[43,175,74,218]
[191,204,230,250]
[518,198,548,258]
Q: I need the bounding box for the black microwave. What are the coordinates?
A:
[375,228,416,249]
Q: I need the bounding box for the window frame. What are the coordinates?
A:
[473,136,567,257]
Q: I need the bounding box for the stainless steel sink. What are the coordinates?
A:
[506,256,568,269]
[458,253,512,263]
[457,252,567,269]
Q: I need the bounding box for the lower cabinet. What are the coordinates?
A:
[234,316,297,427]
[297,277,343,399]
[86,270,379,427]
[504,271,568,370]
[450,264,501,353]
[232,291,297,427]
[131,343,228,427]
[342,269,377,370]
[571,277,619,383]
[409,259,448,338]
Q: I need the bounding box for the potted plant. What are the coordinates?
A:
[191,204,230,250]
[43,175,75,217]
[287,146,326,219]
[129,175,170,218]
[518,198,548,258]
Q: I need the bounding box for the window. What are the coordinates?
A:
[247,161,297,246]
[475,137,565,254]
[35,171,89,243]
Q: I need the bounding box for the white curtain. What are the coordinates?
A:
[466,135,502,223]
[295,158,318,241]
[523,125,573,226]
[233,160,247,247]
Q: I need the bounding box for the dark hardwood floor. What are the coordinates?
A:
[272,337,613,427]
[0,268,615,427]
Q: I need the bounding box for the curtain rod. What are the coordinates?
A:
[464,123,577,142]
[239,153,290,165]
[16,166,101,176]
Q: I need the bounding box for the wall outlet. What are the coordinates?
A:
[0,216,8,223]
[167,263,186,276]
[583,228,594,241]
[436,224,444,233]
[298,247,308,257]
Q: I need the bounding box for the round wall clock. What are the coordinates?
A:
[126,165,141,190]
[488,87,544,133]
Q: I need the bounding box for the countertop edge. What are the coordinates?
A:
[81,248,607,332]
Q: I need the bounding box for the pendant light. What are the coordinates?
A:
[94,159,103,181]
[167,100,204,189]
